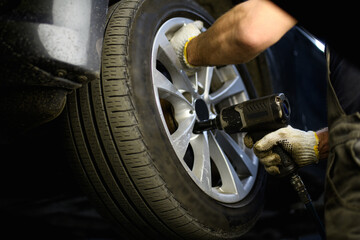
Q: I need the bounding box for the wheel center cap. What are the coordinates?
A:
[195,99,209,121]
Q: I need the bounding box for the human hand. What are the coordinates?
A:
[244,126,319,175]
[170,20,203,75]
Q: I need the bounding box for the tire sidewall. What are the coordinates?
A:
[127,0,266,233]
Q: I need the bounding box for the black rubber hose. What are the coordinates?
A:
[305,202,326,240]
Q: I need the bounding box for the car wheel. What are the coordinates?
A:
[66,0,266,239]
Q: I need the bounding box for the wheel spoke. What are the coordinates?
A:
[171,115,196,160]
[156,32,182,70]
[209,132,244,195]
[154,69,192,107]
[156,36,197,95]
[209,75,246,104]
[191,132,212,190]
[215,131,257,177]
[197,66,213,99]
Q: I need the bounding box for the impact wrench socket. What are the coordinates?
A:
[193,93,326,239]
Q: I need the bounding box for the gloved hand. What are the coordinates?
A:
[170,20,203,75]
[244,126,320,175]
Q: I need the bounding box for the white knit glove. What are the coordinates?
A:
[247,126,320,175]
[170,20,203,75]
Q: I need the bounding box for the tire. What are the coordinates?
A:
[65,0,266,239]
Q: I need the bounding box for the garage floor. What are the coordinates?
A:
[0,118,323,239]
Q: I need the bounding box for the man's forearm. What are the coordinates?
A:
[186,3,250,66]
[186,0,297,66]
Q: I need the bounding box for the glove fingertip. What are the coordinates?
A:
[254,140,267,152]
[254,133,278,152]
[193,20,204,30]
[266,166,281,175]
[243,134,254,148]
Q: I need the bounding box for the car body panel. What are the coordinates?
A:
[0,0,109,141]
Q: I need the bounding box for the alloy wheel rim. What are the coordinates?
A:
[151,17,258,203]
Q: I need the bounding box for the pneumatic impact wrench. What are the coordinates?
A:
[193,93,326,240]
